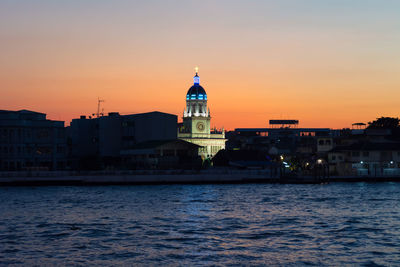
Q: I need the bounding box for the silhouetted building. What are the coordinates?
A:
[328,129,400,176]
[68,111,178,169]
[232,124,332,156]
[213,149,277,169]
[0,110,67,170]
[121,139,201,169]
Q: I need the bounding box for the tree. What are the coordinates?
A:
[367,117,400,129]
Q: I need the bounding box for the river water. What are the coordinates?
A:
[0,183,400,266]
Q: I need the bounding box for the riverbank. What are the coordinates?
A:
[1,169,273,185]
[1,169,400,185]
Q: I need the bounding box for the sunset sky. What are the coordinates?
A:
[1,0,399,130]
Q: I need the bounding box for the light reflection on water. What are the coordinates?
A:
[1,183,400,265]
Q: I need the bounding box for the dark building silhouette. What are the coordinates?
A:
[68,111,178,169]
[223,120,335,170]
[231,126,332,156]
[121,139,201,169]
[328,128,400,176]
[0,110,67,171]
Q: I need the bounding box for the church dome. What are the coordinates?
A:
[186,84,207,100]
[186,72,207,100]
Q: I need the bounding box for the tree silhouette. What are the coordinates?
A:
[367,117,400,129]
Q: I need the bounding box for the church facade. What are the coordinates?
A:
[178,70,226,159]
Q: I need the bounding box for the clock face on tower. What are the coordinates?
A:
[196,122,205,132]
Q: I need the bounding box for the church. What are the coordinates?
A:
[178,69,226,159]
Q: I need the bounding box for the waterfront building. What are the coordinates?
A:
[328,142,400,176]
[177,69,226,159]
[233,120,332,156]
[0,110,67,171]
[328,128,400,176]
[68,111,178,169]
[120,139,201,169]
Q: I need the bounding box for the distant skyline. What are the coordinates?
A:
[1,0,399,129]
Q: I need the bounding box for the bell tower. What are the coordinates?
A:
[178,67,226,159]
[183,68,211,136]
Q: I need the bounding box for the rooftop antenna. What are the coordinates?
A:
[97,98,105,118]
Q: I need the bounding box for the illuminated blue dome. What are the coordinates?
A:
[186,85,207,100]
[186,73,207,100]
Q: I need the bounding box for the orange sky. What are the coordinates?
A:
[1,1,399,130]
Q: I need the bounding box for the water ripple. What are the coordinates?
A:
[0,183,400,265]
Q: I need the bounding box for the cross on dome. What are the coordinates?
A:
[194,66,200,85]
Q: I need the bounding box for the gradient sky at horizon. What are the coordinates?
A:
[1,0,399,129]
